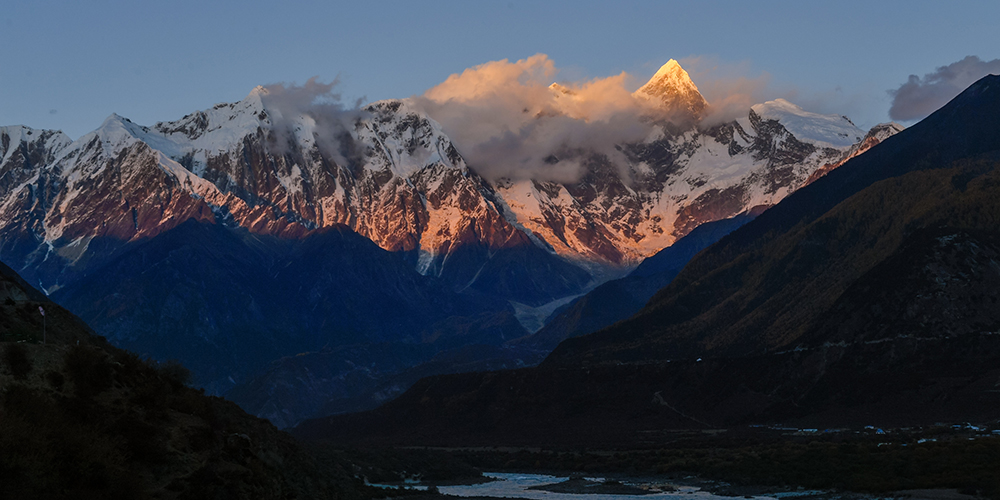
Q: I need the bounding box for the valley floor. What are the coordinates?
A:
[366,472,977,500]
[317,422,1000,500]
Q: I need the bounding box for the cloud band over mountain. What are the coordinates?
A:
[888,56,1000,122]
[261,77,367,165]
[413,54,653,183]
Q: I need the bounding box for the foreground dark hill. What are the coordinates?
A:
[295,75,1000,447]
[0,261,362,499]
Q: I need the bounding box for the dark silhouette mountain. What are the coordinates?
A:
[229,341,534,429]
[49,220,528,396]
[294,74,1000,447]
[0,262,363,499]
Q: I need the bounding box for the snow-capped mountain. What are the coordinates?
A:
[0,61,898,300]
[0,90,583,302]
[493,65,901,267]
[0,127,76,288]
[633,59,709,120]
[803,121,906,185]
[0,60,904,427]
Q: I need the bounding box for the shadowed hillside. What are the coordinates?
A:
[0,261,364,499]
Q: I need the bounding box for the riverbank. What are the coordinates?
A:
[311,422,1000,500]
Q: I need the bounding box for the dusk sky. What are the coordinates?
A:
[2,0,998,138]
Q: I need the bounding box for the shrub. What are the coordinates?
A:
[158,359,192,390]
[45,370,65,390]
[116,414,168,464]
[112,350,151,383]
[64,345,114,398]
[3,343,32,379]
[2,383,54,423]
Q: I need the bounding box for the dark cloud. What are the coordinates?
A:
[888,56,1000,121]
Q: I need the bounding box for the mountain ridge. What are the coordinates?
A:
[1,61,899,294]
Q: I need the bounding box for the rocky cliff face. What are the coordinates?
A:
[0,126,74,289]
[1,96,567,302]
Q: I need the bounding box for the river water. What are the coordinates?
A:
[438,472,784,500]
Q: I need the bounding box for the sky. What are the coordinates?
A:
[1,0,998,139]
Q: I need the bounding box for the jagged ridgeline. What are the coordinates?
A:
[0,60,901,429]
[0,261,366,499]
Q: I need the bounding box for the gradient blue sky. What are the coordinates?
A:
[2,0,998,138]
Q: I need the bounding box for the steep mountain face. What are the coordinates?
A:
[295,75,1000,447]
[0,126,73,290]
[50,220,527,394]
[801,226,1000,346]
[803,122,905,185]
[517,121,904,352]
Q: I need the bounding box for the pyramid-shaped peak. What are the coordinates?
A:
[634,59,708,121]
[651,59,687,79]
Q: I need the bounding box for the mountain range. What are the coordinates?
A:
[0,60,900,427]
[293,74,1000,447]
